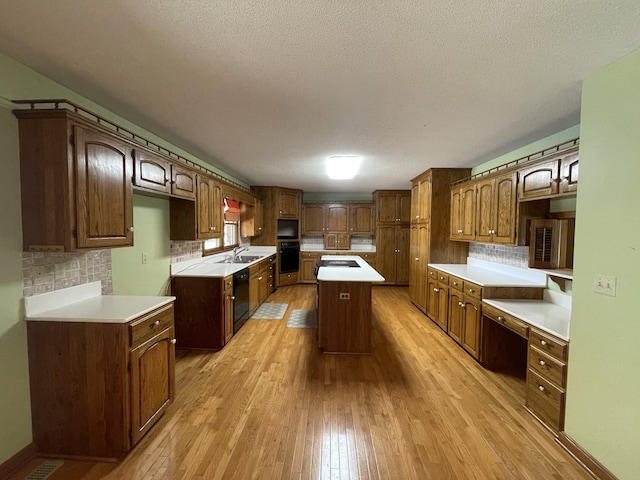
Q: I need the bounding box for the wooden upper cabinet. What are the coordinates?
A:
[518,147,579,201]
[326,205,348,233]
[75,126,135,249]
[196,175,223,239]
[170,164,197,200]
[277,189,301,218]
[349,204,374,234]
[450,183,476,241]
[303,204,326,234]
[475,171,517,245]
[560,151,579,194]
[132,149,171,195]
[14,110,135,251]
[375,190,411,224]
[410,174,432,224]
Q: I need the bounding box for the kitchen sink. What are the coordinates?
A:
[233,255,262,263]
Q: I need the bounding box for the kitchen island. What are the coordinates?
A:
[316,255,385,354]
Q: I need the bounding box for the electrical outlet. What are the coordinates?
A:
[141,252,148,264]
[594,274,616,297]
[339,293,350,300]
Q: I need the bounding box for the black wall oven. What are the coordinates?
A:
[279,241,300,274]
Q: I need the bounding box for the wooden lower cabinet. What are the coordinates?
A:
[250,257,274,314]
[171,276,230,349]
[301,252,321,283]
[376,225,410,285]
[223,276,234,344]
[279,271,299,286]
[526,328,568,433]
[444,277,482,360]
[26,303,175,460]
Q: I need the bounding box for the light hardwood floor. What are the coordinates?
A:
[8,286,591,480]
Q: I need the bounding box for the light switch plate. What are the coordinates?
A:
[594,274,616,297]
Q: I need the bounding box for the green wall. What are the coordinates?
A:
[111,194,171,296]
[565,47,640,479]
[0,105,33,463]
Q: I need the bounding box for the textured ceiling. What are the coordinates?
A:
[1,1,639,193]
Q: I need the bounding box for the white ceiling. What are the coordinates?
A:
[1,1,639,193]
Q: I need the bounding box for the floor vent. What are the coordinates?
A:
[23,460,63,480]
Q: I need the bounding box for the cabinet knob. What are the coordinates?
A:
[258,276,263,280]
[415,257,420,261]
[232,296,235,300]
[440,276,444,280]
[129,226,135,232]
[538,385,545,392]
[152,320,160,327]
[453,282,458,286]
[539,360,546,366]
[469,288,474,293]
[429,272,434,276]
[497,316,503,322]
[540,340,547,346]
[171,338,177,345]
[433,288,439,292]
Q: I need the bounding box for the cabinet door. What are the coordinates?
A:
[324,233,338,249]
[249,271,260,316]
[475,178,494,243]
[459,184,476,241]
[411,183,420,223]
[426,277,439,321]
[409,225,424,308]
[396,226,411,285]
[327,205,348,233]
[132,149,171,194]
[461,298,481,359]
[196,176,222,239]
[518,158,560,200]
[130,327,175,446]
[349,204,374,234]
[224,279,233,344]
[171,164,197,200]
[398,193,412,223]
[492,171,517,245]
[418,177,431,222]
[303,204,325,234]
[560,152,579,194]
[448,290,463,344]
[377,194,399,223]
[74,125,134,248]
[336,233,351,250]
[278,190,300,218]
[450,188,462,239]
[301,254,319,283]
[376,225,397,284]
[436,285,449,331]
[254,199,264,235]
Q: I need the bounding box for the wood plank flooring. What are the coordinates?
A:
[7,286,591,480]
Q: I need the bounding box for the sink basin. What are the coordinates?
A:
[234,255,262,263]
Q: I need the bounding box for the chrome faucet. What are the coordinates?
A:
[233,246,248,260]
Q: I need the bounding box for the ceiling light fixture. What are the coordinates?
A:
[326,155,361,180]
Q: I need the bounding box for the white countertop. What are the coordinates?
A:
[171,246,277,277]
[316,255,385,282]
[428,258,547,288]
[24,281,175,324]
[483,291,571,340]
[301,244,376,253]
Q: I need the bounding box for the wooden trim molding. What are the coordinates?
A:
[557,432,618,480]
[0,442,37,479]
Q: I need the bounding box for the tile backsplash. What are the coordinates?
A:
[170,240,204,263]
[468,243,529,268]
[22,250,112,297]
[302,235,374,246]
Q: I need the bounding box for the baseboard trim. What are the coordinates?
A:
[0,442,37,479]
[557,432,618,480]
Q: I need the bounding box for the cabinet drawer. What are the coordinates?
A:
[529,345,566,387]
[427,268,439,282]
[526,369,565,431]
[450,275,464,291]
[463,280,482,300]
[357,253,376,261]
[529,328,568,361]
[483,303,529,339]
[279,272,298,286]
[437,272,449,285]
[301,251,320,259]
[223,275,233,290]
[130,303,174,348]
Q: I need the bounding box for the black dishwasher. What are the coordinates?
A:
[233,267,250,333]
[279,241,300,273]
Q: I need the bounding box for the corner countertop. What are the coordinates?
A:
[316,255,385,282]
[483,291,571,341]
[301,244,376,253]
[171,246,277,278]
[428,258,547,288]
[24,281,175,324]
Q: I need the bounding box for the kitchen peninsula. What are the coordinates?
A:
[316,255,385,354]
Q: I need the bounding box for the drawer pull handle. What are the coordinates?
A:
[453,282,458,286]
[539,360,546,366]
[468,288,474,293]
[429,272,434,276]
[171,338,177,345]
[538,385,545,392]
[540,340,547,346]
[152,320,160,327]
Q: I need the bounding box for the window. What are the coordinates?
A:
[224,220,239,247]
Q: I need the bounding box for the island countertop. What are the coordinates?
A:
[316,255,385,282]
